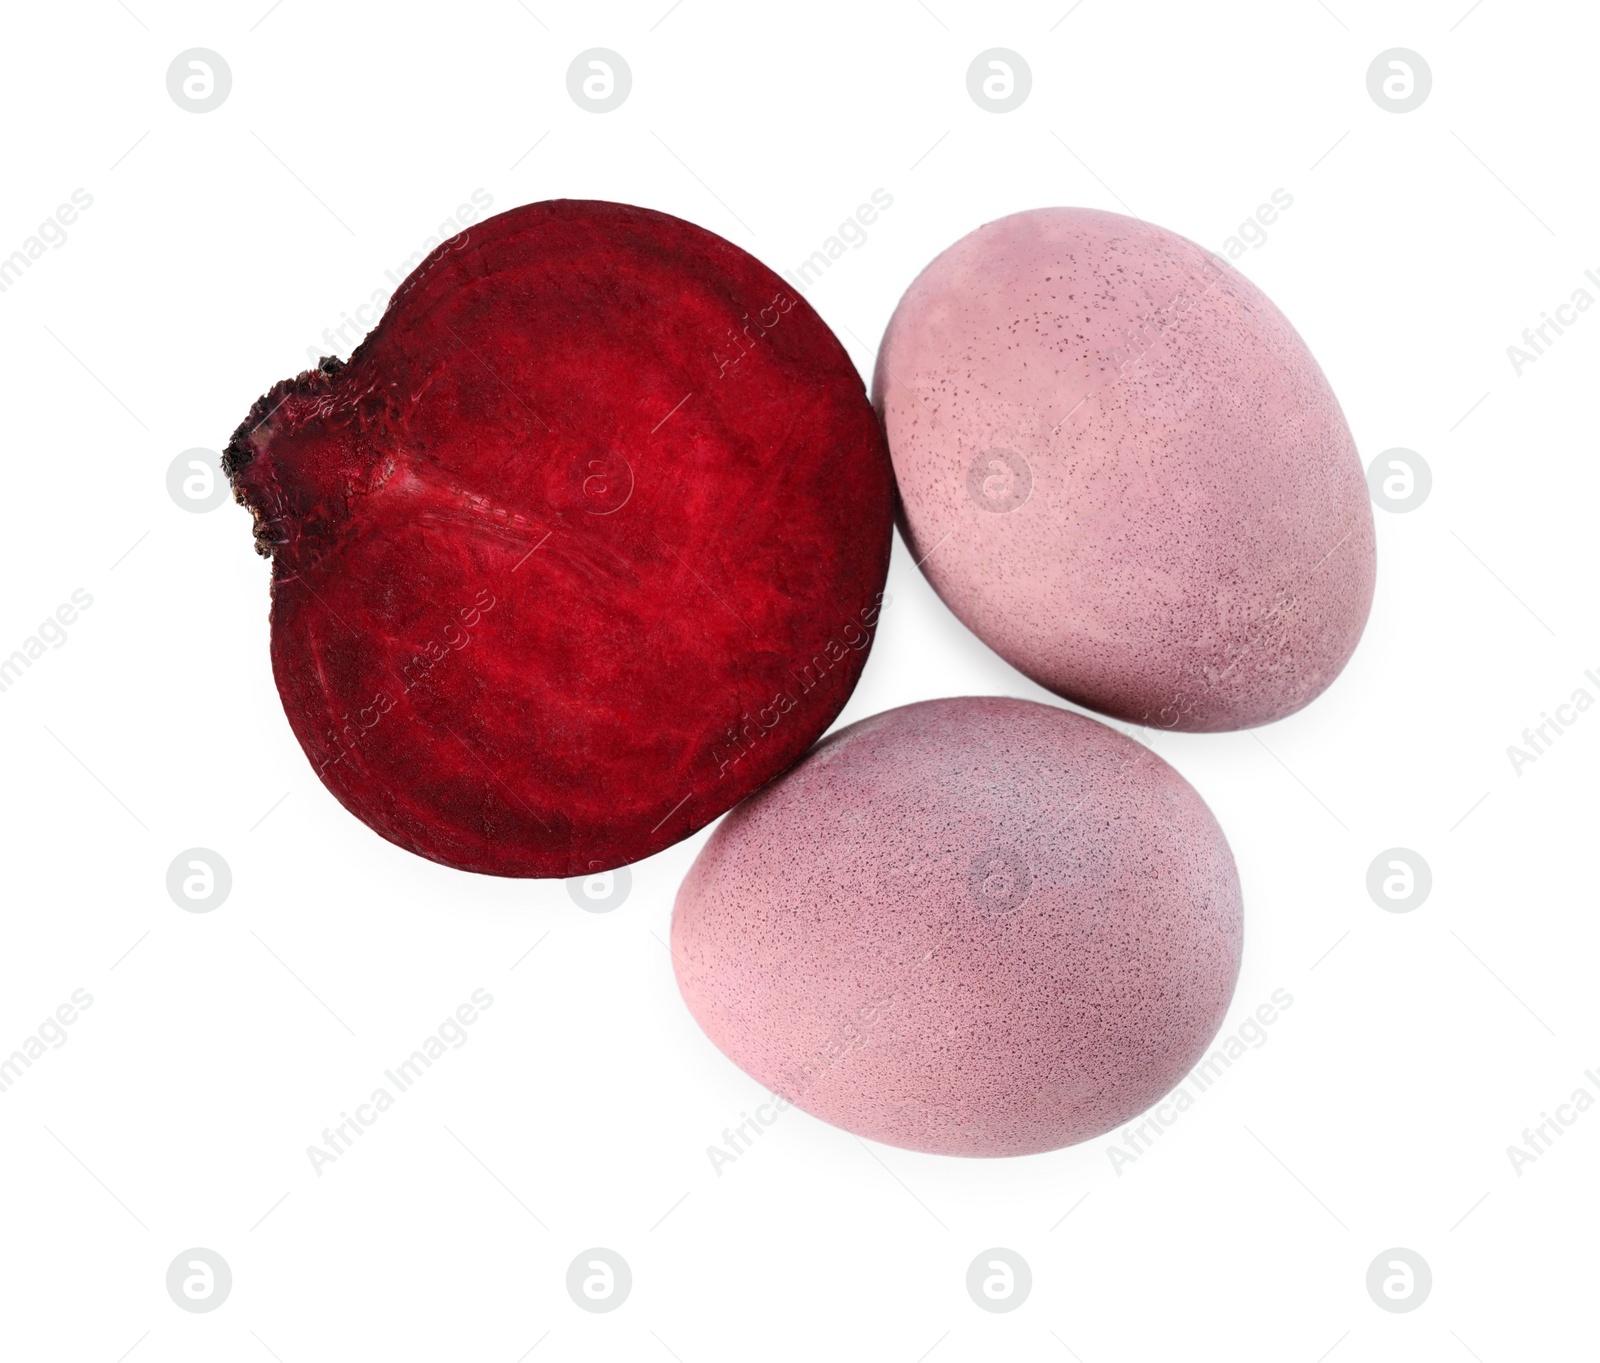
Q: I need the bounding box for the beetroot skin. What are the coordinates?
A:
[225,199,893,878]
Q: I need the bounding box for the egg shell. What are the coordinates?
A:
[873,207,1376,731]
[671,696,1243,1157]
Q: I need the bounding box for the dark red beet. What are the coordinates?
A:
[225,200,893,878]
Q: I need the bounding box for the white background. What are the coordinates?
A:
[1,1,1595,1359]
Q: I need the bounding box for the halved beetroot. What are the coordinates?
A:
[225,200,893,878]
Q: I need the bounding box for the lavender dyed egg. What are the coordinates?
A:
[671,696,1243,1157]
[874,207,1375,731]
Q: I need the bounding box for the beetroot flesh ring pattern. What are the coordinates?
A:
[225,199,894,878]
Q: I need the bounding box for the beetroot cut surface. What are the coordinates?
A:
[224,199,894,878]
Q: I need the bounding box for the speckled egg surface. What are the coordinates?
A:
[873,207,1375,731]
[670,696,1243,1157]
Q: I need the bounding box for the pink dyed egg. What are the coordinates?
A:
[671,696,1243,1157]
[874,207,1375,731]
